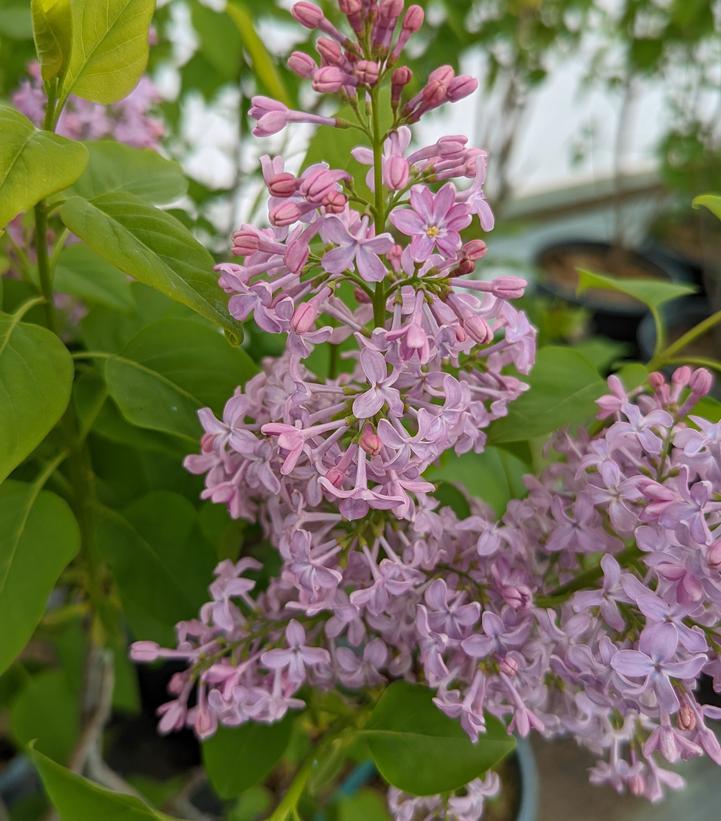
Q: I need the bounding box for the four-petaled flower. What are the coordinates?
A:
[261,620,331,684]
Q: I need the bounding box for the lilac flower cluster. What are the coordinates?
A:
[13,62,164,148]
[130,2,721,816]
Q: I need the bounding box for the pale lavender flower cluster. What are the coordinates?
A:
[130,1,721,816]
[13,62,164,148]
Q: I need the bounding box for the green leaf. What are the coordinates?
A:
[104,317,258,441]
[202,717,294,799]
[577,268,696,311]
[693,194,721,222]
[68,141,188,205]
[429,447,529,516]
[362,682,514,796]
[54,244,134,312]
[59,193,241,336]
[31,0,73,82]
[0,0,33,38]
[29,745,181,820]
[0,105,88,229]
[0,481,80,674]
[227,1,290,104]
[694,396,721,423]
[337,789,391,821]
[61,0,155,104]
[0,307,74,483]
[11,670,78,763]
[489,347,606,444]
[191,1,243,82]
[94,496,214,644]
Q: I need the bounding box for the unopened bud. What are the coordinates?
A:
[679,703,697,731]
[447,75,478,102]
[402,4,424,32]
[360,424,382,456]
[130,641,161,662]
[356,60,380,86]
[291,2,325,29]
[288,51,317,78]
[323,190,347,213]
[268,172,297,198]
[391,66,413,108]
[291,301,319,334]
[690,367,713,397]
[708,540,721,570]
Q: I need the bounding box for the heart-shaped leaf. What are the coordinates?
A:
[362,682,515,796]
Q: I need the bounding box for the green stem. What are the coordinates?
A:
[268,758,314,821]
[328,343,340,380]
[536,545,642,607]
[34,201,57,333]
[370,88,387,329]
[652,308,721,368]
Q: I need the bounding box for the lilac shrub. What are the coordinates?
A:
[129,1,721,816]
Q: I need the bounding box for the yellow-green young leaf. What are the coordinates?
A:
[227,2,290,105]
[0,307,74,483]
[0,106,88,229]
[576,268,696,311]
[31,0,73,82]
[29,745,184,820]
[0,483,80,675]
[693,194,721,223]
[61,0,155,104]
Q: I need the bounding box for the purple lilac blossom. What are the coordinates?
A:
[129,1,721,817]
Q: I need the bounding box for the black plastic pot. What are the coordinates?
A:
[534,240,688,346]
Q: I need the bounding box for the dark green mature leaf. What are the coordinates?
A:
[694,194,721,222]
[202,717,294,799]
[30,745,181,820]
[363,682,514,796]
[0,307,74,483]
[60,193,241,336]
[104,317,258,441]
[429,446,529,516]
[31,0,72,81]
[94,495,213,644]
[54,244,134,312]
[61,0,155,104]
[0,482,80,674]
[0,106,88,229]
[11,670,78,763]
[68,141,188,205]
[227,1,290,104]
[577,268,696,311]
[489,347,606,444]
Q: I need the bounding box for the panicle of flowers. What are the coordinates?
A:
[13,62,165,149]
[128,1,719,815]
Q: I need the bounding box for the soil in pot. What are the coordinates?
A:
[536,240,680,346]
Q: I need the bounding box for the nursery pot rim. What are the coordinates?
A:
[534,238,677,317]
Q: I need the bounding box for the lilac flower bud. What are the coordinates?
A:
[447,75,479,102]
[313,66,352,93]
[464,239,487,260]
[339,0,364,34]
[323,190,348,213]
[690,367,713,397]
[355,60,380,87]
[291,2,325,29]
[130,641,161,662]
[385,155,410,189]
[316,37,344,66]
[292,301,320,334]
[270,201,305,226]
[391,66,413,108]
[500,656,519,676]
[402,4,424,32]
[285,239,310,273]
[360,424,382,456]
[268,172,298,198]
[672,365,692,387]
[708,540,721,570]
[232,228,260,256]
[288,51,317,78]
[679,703,697,731]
